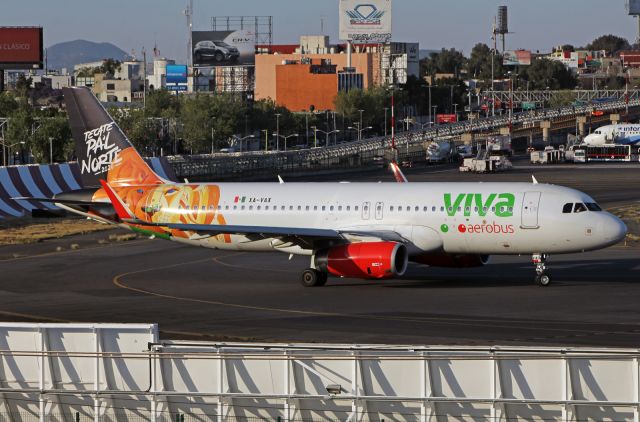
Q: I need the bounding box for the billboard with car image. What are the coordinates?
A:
[192,30,255,67]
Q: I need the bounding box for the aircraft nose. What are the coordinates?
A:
[601,213,627,245]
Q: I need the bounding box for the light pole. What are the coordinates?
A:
[432,105,438,126]
[383,107,388,137]
[453,103,458,122]
[312,127,340,147]
[273,133,298,151]
[232,134,256,153]
[358,109,364,133]
[347,124,372,141]
[508,71,513,127]
[275,113,281,144]
[0,140,25,166]
[428,84,432,128]
[48,137,53,163]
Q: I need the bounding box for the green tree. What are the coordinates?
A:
[31,116,73,163]
[420,48,467,78]
[145,89,180,118]
[0,92,18,117]
[586,35,630,54]
[521,58,577,90]
[466,43,504,82]
[548,90,577,108]
[5,99,34,162]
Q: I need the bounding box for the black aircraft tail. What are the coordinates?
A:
[63,87,164,188]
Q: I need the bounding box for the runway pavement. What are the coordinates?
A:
[0,161,639,347]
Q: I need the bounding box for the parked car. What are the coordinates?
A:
[194,40,239,64]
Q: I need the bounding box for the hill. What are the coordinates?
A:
[46,40,128,72]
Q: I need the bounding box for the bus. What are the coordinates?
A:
[585,144,632,162]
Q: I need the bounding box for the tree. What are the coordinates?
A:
[109,107,159,155]
[466,43,504,82]
[548,90,577,108]
[420,48,467,78]
[521,58,577,90]
[145,89,180,118]
[31,116,73,163]
[0,92,18,117]
[5,98,33,163]
[587,35,630,54]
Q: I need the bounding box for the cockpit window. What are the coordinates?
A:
[585,202,602,211]
[595,130,601,134]
[573,203,587,213]
[562,203,573,213]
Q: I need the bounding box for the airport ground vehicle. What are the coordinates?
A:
[22,88,627,287]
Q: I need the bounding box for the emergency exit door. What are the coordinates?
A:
[521,191,541,229]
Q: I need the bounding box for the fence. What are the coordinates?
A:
[1,323,639,421]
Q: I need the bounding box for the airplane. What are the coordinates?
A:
[583,124,640,146]
[21,87,627,287]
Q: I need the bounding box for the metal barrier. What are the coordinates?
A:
[1,323,639,421]
[168,98,640,181]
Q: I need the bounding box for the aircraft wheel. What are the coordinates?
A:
[301,269,327,287]
[536,273,551,287]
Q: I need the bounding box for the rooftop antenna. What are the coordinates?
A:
[320,15,325,34]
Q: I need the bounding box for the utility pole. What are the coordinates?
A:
[142,48,147,109]
[384,107,388,137]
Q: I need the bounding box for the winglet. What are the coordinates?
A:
[531,175,539,185]
[278,175,284,184]
[389,161,408,183]
[99,180,134,220]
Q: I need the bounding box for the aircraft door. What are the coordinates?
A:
[375,202,384,220]
[521,191,541,229]
[362,202,371,220]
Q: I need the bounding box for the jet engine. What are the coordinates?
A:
[314,242,408,279]
[412,254,490,268]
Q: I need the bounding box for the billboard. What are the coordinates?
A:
[166,64,188,84]
[503,50,531,66]
[0,27,43,69]
[436,114,457,124]
[192,30,255,67]
[339,0,392,43]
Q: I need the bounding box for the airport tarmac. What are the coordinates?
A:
[0,161,639,347]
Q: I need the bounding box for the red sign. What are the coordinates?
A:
[436,114,457,124]
[0,27,43,69]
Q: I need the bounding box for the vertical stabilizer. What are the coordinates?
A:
[63,87,164,188]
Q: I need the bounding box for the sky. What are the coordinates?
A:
[2,0,639,63]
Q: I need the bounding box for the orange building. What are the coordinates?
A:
[255,52,380,110]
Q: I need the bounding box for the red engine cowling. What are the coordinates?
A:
[314,242,408,279]
[412,253,490,268]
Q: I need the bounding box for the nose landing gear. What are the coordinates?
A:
[532,253,550,286]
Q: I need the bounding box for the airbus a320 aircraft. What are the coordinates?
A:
[583,123,640,146]
[24,88,627,287]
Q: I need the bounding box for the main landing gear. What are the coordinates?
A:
[301,268,328,287]
[532,253,550,287]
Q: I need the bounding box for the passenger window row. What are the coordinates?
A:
[175,203,514,214]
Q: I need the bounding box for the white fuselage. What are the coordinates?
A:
[140,182,626,256]
[583,124,640,146]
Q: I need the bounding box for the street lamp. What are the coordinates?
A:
[0,140,25,166]
[453,103,458,122]
[383,107,389,137]
[273,133,298,151]
[232,134,256,153]
[347,123,372,141]
[358,109,364,133]
[48,137,54,164]
[311,127,341,147]
[432,105,438,126]
[274,113,281,143]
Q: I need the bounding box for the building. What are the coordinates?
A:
[255,36,418,109]
[92,73,143,103]
[147,57,176,91]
